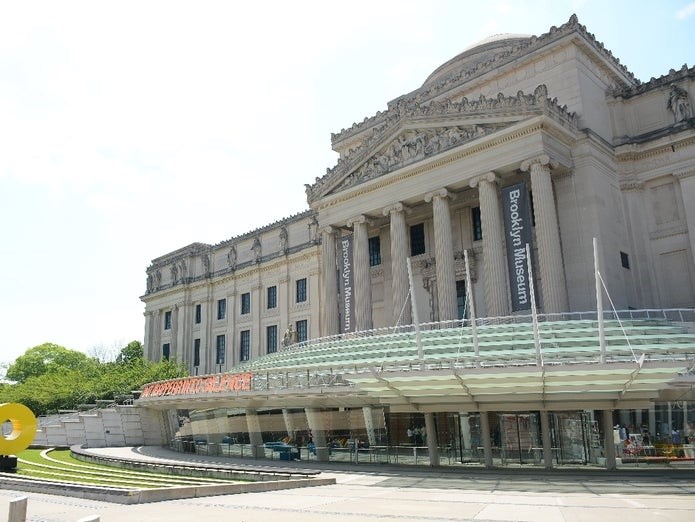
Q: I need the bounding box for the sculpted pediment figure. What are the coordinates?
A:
[306,85,576,203]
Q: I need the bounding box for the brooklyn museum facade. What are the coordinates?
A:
[138,15,695,469]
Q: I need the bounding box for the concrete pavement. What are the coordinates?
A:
[2,446,695,521]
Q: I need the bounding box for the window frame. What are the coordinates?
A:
[267,286,277,309]
[266,324,278,354]
[295,319,308,343]
[240,330,250,361]
[409,223,426,256]
[164,310,172,330]
[296,278,307,303]
[368,235,381,266]
[195,304,202,324]
[193,338,201,367]
[162,342,170,361]
[217,298,226,320]
[241,292,251,315]
[215,335,225,365]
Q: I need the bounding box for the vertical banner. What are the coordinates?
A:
[339,234,355,332]
[501,182,534,312]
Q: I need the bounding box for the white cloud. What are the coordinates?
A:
[676,2,695,19]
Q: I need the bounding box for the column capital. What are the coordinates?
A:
[320,225,338,236]
[469,172,500,189]
[346,214,372,228]
[382,202,411,216]
[520,154,558,172]
[424,188,453,203]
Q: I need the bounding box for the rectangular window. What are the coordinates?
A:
[164,311,172,330]
[215,335,225,365]
[410,223,425,256]
[295,319,308,343]
[193,338,200,367]
[195,304,201,324]
[162,343,170,361]
[267,286,277,309]
[296,278,307,303]
[240,330,250,361]
[217,298,226,320]
[456,280,467,320]
[620,251,630,269]
[267,325,278,354]
[472,207,483,241]
[368,236,381,266]
[241,292,251,314]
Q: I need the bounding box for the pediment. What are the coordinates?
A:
[306,85,577,203]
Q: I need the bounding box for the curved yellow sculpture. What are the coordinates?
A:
[0,403,37,455]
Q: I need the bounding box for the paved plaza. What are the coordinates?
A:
[2,446,695,521]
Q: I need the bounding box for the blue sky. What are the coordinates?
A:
[1,0,694,366]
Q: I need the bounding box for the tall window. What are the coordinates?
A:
[241,292,251,314]
[620,251,630,269]
[217,298,226,320]
[162,343,170,361]
[456,280,467,320]
[267,286,277,309]
[296,278,307,303]
[164,311,172,330]
[410,223,425,256]
[472,207,483,241]
[215,335,225,365]
[368,236,381,266]
[267,325,278,354]
[296,319,308,343]
[193,338,201,367]
[195,304,202,324]
[240,330,250,361]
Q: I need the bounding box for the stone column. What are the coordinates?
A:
[320,226,340,336]
[480,411,493,468]
[245,409,264,459]
[143,311,154,360]
[522,155,569,314]
[471,173,509,317]
[384,203,412,326]
[602,409,617,470]
[676,169,695,268]
[425,189,457,322]
[305,408,330,462]
[424,412,440,467]
[540,411,553,469]
[621,180,655,306]
[347,215,373,331]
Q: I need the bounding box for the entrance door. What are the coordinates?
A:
[553,412,592,464]
[498,413,541,465]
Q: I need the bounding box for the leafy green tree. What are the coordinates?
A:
[6,343,96,383]
[116,340,144,364]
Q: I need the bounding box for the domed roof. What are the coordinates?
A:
[422,33,531,88]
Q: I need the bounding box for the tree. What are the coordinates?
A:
[116,341,144,364]
[6,343,95,384]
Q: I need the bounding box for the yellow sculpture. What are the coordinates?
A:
[0,403,37,455]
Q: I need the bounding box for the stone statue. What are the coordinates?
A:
[668,84,692,122]
[282,324,297,347]
[252,237,262,263]
[279,226,288,254]
[202,254,211,277]
[170,263,178,284]
[155,269,162,289]
[308,215,319,244]
[227,246,237,269]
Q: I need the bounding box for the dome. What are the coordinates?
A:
[422,33,531,88]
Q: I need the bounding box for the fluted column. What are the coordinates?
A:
[471,173,509,317]
[522,155,569,313]
[384,203,412,326]
[425,189,457,322]
[320,226,339,336]
[347,215,373,331]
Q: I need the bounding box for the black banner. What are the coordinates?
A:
[501,182,534,312]
[339,234,355,332]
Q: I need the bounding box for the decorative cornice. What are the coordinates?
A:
[674,167,695,180]
[609,64,694,100]
[619,179,645,192]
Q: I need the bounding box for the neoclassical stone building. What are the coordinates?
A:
[143,15,695,376]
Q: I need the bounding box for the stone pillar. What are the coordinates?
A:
[144,311,154,360]
[621,180,655,306]
[460,413,472,457]
[320,226,340,336]
[676,169,695,270]
[424,412,440,467]
[245,409,264,459]
[282,409,296,440]
[362,407,377,447]
[384,203,412,326]
[540,411,553,469]
[425,189,457,322]
[522,155,569,314]
[648,405,656,437]
[480,411,493,468]
[305,408,329,462]
[471,173,509,317]
[347,215,373,331]
[602,409,617,470]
